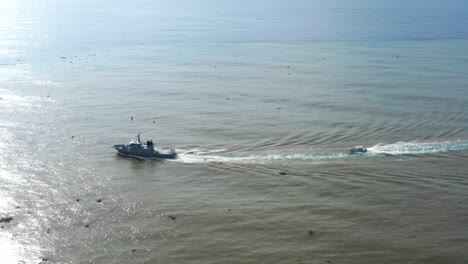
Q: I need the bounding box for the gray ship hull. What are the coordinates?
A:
[113,144,177,160]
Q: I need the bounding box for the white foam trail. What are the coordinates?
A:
[177,140,468,164]
[189,148,228,155]
[173,140,468,164]
[176,152,348,164]
[368,140,468,155]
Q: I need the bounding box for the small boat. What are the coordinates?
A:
[350,146,367,154]
[113,134,177,159]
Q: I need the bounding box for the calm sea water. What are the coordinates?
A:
[1,0,468,263]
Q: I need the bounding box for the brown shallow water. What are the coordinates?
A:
[1,89,467,263]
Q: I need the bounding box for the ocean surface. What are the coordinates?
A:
[1,0,468,263]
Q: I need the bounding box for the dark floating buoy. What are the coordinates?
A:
[153,121,155,123]
[0,217,13,223]
[96,199,102,203]
[85,224,89,228]
[76,199,80,202]
[228,209,231,211]
[308,229,314,236]
[226,97,230,100]
[71,135,75,139]
[131,249,137,252]
[130,116,134,121]
[279,172,287,175]
[168,215,176,220]
[277,107,282,110]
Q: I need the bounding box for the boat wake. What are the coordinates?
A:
[176,149,349,164]
[367,140,468,155]
[174,140,468,164]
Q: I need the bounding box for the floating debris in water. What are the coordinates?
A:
[96,199,102,203]
[130,116,134,121]
[0,217,13,223]
[308,229,314,236]
[76,199,80,202]
[168,215,176,220]
[279,172,287,175]
[131,249,137,252]
[85,224,89,228]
